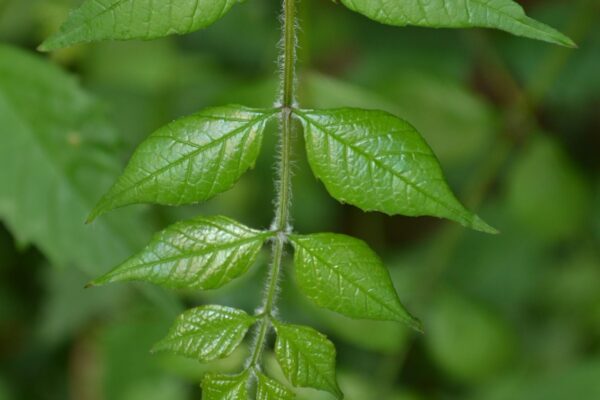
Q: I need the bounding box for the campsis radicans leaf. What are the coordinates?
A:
[152,305,256,361]
[339,0,575,47]
[89,215,272,289]
[87,105,275,222]
[295,108,497,234]
[273,322,342,399]
[40,0,245,51]
[290,233,421,330]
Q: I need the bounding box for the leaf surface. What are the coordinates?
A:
[291,233,420,329]
[90,215,271,289]
[340,0,574,46]
[88,105,275,221]
[152,305,255,361]
[0,44,148,273]
[296,108,496,233]
[256,373,295,400]
[40,0,243,51]
[273,322,342,399]
[202,372,249,400]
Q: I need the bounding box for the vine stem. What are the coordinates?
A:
[247,0,296,370]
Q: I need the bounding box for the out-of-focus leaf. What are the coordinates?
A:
[256,372,295,400]
[0,44,149,274]
[90,215,271,289]
[40,0,244,50]
[473,360,600,400]
[290,233,420,328]
[340,0,574,46]
[273,322,342,399]
[88,106,275,221]
[36,266,125,345]
[152,305,255,361]
[425,290,515,383]
[202,372,249,400]
[101,312,183,400]
[295,108,496,233]
[506,135,591,242]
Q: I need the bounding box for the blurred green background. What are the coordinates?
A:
[0,0,599,399]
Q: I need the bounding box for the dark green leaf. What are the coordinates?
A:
[256,373,295,400]
[40,0,244,51]
[88,105,275,221]
[202,372,249,400]
[295,108,496,233]
[152,305,256,361]
[290,233,421,329]
[339,0,574,47]
[90,215,271,289]
[0,44,148,273]
[273,322,342,399]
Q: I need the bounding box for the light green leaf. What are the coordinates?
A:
[295,108,496,233]
[273,322,342,399]
[202,372,249,400]
[88,106,275,222]
[40,0,244,51]
[152,305,256,361]
[0,44,148,273]
[290,233,421,329]
[339,0,574,47]
[256,373,295,400]
[89,215,271,289]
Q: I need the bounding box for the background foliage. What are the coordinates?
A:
[1,0,599,399]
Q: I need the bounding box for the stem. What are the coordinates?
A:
[247,0,296,370]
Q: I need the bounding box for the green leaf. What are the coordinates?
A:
[202,372,249,400]
[290,233,421,329]
[339,0,575,47]
[295,108,496,233]
[152,305,256,362]
[256,373,295,400]
[89,215,271,289]
[88,105,275,222]
[0,44,149,273]
[40,0,244,51]
[273,322,342,399]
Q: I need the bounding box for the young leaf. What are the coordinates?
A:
[256,373,295,400]
[295,108,496,233]
[290,233,421,330]
[273,322,342,399]
[202,372,249,400]
[88,106,275,221]
[89,215,271,289]
[152,305,256,361]
[339,0,575,47]
[40,0,244,51]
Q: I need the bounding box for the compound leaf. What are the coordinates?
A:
[295,108,496,233]
[256,373,295,400]
[89,215,271,289]
[290,233,421,329]
[88,105,275,221]
[40,0,244,51]
[152,305,256,361]
[202,372,249,400]
[273,322,342,399]
[339,0,574,47]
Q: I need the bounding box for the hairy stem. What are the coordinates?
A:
[247,0,296,370]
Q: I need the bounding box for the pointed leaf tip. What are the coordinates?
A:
[471,215,499,235]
